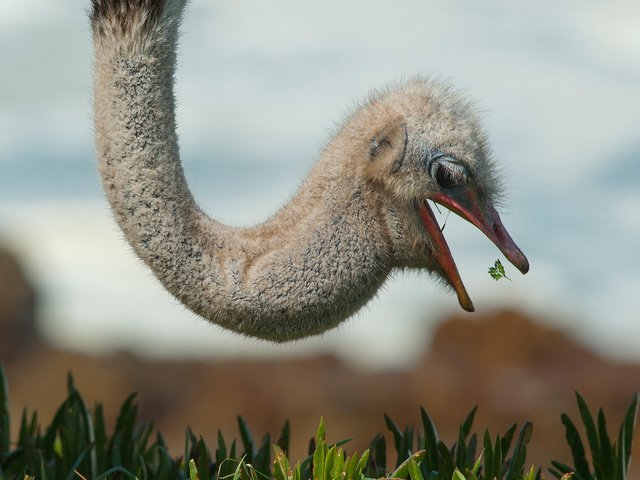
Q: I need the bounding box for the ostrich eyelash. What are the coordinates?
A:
[429,157,468,185]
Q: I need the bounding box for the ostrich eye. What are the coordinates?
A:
[430,157,468,188]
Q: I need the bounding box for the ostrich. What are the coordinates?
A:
[91,0,529,342]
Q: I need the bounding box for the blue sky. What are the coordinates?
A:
[1,0,639,368]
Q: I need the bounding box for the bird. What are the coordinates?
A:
[91,0,529,342]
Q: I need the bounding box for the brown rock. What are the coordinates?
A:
[0,245,38,360]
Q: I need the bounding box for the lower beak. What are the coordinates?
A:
[418,201,475,311]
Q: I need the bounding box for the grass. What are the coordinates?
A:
[0,366,636,480]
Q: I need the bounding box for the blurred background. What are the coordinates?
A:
[1,0,639,473]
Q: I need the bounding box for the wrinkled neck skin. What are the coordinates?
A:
[93,9,402,341]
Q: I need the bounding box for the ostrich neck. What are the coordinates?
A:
[93,21,393,341]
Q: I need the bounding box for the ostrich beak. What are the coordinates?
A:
[418,188,529,312]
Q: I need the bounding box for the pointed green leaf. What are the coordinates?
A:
[407,458,424,480]
[37,449,48,480]
[454,424,468,469]
[616,427,626,480]
[230,458,242,480]
[230,439,237,463]
[500,424,517,459]
[597,409,614,478]
[549,461,573,475]
[370,433,386,474]
[523,465,536,480]
[323,446,336,480]
[461,407,477,439]
[189,458,200,480]
[437,442,455,479]
[66,372,76,394]
[344,452,357,480]
[482,431,494,480]
[575,392,602,479]
[451,469,466,480]
[496,260,506,276]
[184,428,195,479]
[621,392,639,472]
[313,438,326,480]
[70,391,97,479]
[93,404,107,473]
[277,420,291,455]
[462,468,478,480]
[548,467,565,480]
[43,396,73,458]
[111,392,138,468]
[331,448,344,480]
[356,449,370,477]
[488,260,511,281]
[196,437,211,480]
[255,434,272,475]
[63,443,93,480]
[467,434,478,465]
[420,407,440,473]
[273,444,291,480]
[384,413,404,462]
[506,422,532,480]
[332,438,352,450]
[217,429,228,461]
[397,426,414,466]
[317,418,326,446]
[238,417,256,462]
[493,435,503,480]
[389,450,426,480]
[560,413,592,480]
[299,454,313,480]
[471,450,483,476]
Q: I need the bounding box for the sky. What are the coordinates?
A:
[0,0,639,369]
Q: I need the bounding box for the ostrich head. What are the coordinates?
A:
[351,79,529,311]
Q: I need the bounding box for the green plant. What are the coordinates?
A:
[0,366,287,480]
[488,259,511,281]
[376,406,538,480]
[549,392,639,480]
[0,366,637,480]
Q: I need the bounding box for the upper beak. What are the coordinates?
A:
[418,187,529,312]
[432,190,529,274]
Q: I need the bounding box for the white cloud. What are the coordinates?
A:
[574,2,640,73]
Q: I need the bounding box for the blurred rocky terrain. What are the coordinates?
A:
[1,245,639,475]
[0,246,38,360]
